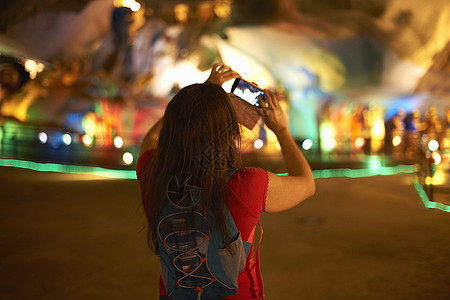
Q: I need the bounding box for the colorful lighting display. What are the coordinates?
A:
[0,1,448,218]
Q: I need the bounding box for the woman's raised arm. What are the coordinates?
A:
[261,90,315,213]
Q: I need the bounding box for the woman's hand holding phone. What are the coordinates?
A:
[261,89,289,135]
[206,63,241,86]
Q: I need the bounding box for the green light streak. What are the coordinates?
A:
[0,158,137,179]
[2,158,416,180]
[1,158,448,213]
[413,179,450,213]
[312,164,416,179]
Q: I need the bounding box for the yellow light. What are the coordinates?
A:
[81,135,93,147]
[355,137,365,149]
[114,136,124,149]
[24,59,45,79]
[432,152,442,165]
[122,0,133,7]
[443,138,449,149]
[392,136,402,147]
[266,128,278,144]
[114,0,141,12]
[130,1,141,12]
[372,122,385,140]
[213,0,232,20]
[81,112,97,136]
[122,152,134,165]
[431,169,446,185]
[425,176,433,186]
[24,60,37,72]
[174,4,189,23]
[275,141,281,150]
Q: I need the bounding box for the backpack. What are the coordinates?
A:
[156,170,252,300]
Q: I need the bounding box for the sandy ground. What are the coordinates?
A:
[0,166,449,299]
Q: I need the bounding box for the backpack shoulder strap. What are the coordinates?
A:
[227,168,238,181]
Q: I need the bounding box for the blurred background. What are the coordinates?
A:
[1,1,450,299]
[0,0,449,173]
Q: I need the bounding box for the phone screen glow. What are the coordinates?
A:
[232,79,264,107]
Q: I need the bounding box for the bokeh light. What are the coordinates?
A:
[38,132,48,144]
[355,137,365,149]
[122,152,134,165]
[114,0,141,11]
[432,152,442,165]
[62,133,72,146]
[392,136,402,147]
[81,135,93,147]
[302,139,313,150]
[114,136,124,149]
[428,140,439,152]
[23,59,45,79]
[253,139,264,149]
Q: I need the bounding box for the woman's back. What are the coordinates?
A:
[138,63,315,299]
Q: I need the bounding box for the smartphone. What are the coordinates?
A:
[231,78,265,107]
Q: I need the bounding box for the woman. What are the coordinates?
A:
[137,63,315,299]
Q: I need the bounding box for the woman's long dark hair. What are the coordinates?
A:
[142,82,241,252]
